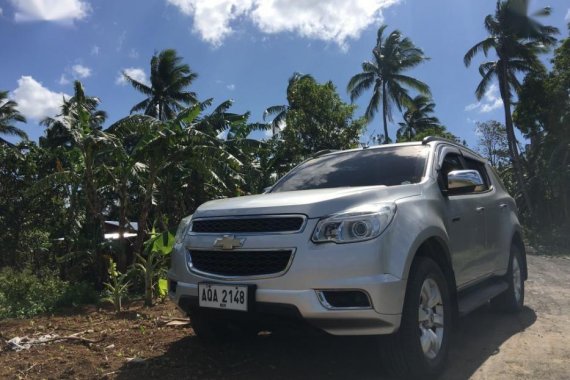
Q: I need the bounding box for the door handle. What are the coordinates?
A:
[476,207,485,213]
[499,203,508,209]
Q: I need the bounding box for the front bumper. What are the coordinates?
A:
[168,219,406,336]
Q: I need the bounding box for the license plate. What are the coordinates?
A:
[198,283,249,312]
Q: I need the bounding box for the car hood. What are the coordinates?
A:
[193,185,421,219]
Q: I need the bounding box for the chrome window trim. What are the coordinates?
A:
[188,214,308,235]
[186,247,297,280]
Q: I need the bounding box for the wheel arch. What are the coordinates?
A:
[511,230,528,281]
[408,235,459,324]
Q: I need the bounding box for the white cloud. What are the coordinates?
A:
[565,9,570,22]
[465,84,503,113]
[9,0,90,24]
[71,64,91,78]
[59,74,70,85]
[128,48,139,59]
[226,83,235,91]
[12,76,69,121]
[91,45,100,56]
[116,67,149,86]
[166,0,399,48]
[464,103,479,112]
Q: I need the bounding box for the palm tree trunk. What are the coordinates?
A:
[498,67,533,217]
[382,82,390,144]
[84,147,107,285]
[133,163,158,262]
[84,148,105,231]
[561,148,570,221]
[117,179,128,272]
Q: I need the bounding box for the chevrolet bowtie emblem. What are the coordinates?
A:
[213,235,245,250]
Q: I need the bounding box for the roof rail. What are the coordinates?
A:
[421,136,461,145]
[311,149,337,158]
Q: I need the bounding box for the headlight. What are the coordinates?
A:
[312,203,396,244]
[175,215,193,244]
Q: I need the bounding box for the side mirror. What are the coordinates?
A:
[445,170,483,195]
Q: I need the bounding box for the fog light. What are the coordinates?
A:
[317,290,371,309]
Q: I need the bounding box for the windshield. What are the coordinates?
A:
[271,145,428,192]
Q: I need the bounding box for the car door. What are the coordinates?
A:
[437,148,487,287]
[480,161,514,275]
[460,153,497,278]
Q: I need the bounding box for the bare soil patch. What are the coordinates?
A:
[1,254,569,379]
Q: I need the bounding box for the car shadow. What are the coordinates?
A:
[115,305,536,380]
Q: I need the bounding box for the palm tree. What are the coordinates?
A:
[347,25,430,143]
[464,0,558,214]
[40,82,107,148]
[123,49,198,121]
[102,143,147,271]
[38,81,117,284]
[110,104,244,258]
[263,72,313,136]
[0,91,27,144]
[396,95,441,141]
[46,82,116,234]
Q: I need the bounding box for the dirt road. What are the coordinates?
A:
[1,254,569,379]
[444,254,570,380]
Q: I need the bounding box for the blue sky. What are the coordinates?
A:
[1,0,569,147]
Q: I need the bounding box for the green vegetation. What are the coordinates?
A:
[136,229,175,307]
[0,91,27,144]
[464,0,559,215]
[0,1,568,317]
[102,259,130,313]
[0,269,97,318]
[396,95,442,142]
[274,75,366,174]
[347,25,431,143]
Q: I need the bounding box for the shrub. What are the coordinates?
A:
[0,268,66,319]
[58,281,100,308]
[0,268,100,319]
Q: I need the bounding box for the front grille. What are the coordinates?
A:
[191,217,304,233]
[189,250,293,277]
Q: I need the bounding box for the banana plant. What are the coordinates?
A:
[103,259,130,313]
[135,228,175,306]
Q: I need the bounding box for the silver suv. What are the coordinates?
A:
[168,137,526,379]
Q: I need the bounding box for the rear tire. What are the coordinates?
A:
[491,246,524,313]
[379,257,451,379]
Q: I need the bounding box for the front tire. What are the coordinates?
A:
[379,257,451,379]
[491,246,525,312]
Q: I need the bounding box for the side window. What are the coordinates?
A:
[439,153,463,190]
[463,157,490,192]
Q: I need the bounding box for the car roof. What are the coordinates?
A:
[313,137,487,164]
[314,141,422,158]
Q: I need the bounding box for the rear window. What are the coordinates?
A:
[271,145,428,192]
